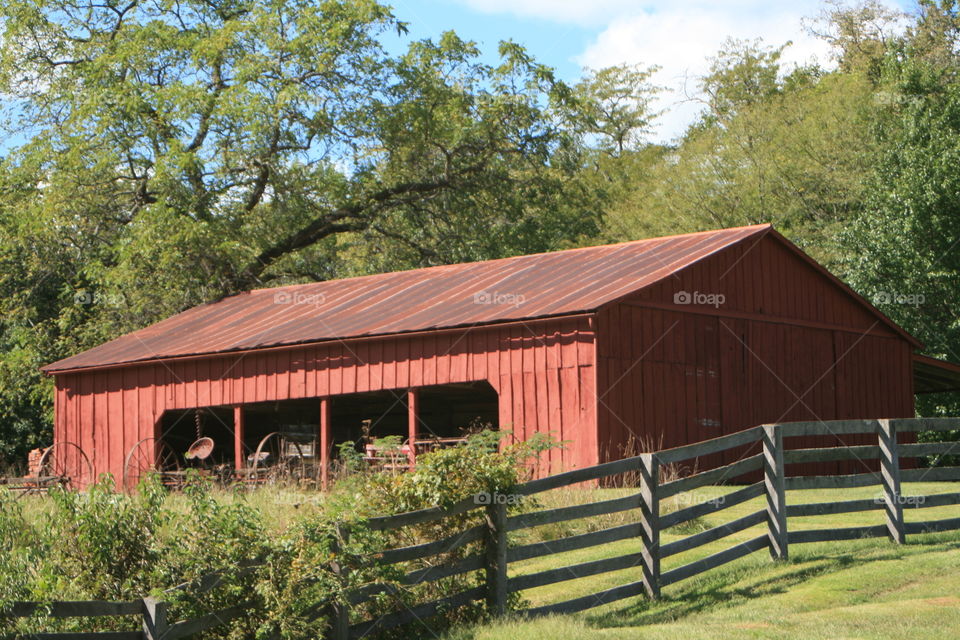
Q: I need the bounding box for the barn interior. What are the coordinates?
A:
[329,381,500,447]
[155,381,499,473]
[157,406,237,468]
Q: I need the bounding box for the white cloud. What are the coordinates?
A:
[578,1,842,142]
[462,0,905,142]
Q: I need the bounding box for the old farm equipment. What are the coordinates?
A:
[37,442,95,490]
[1,442,94,495]
[185,436,215,461]
[245,430,317,485]
[122,437,182,490]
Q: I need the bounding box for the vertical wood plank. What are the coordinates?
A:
[878,419,905,544]
[331,522,350,640]
[141,597,168,640]
[485,500,508,617]
[639,453,660,599]
[763,424,788,560]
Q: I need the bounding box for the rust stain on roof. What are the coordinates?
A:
[43,225,771,373]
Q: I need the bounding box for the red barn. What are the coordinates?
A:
[41,224,957,486]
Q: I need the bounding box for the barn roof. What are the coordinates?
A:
[42,224,917,374]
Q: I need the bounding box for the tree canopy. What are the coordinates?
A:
[1,0,960,464]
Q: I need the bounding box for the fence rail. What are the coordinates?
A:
[6,588,253,640]
[8,417,960,639]
[334,417,960,639]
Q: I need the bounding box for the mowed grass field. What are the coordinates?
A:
[443,482,960,640]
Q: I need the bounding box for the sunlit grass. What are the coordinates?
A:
[446,482,960,640]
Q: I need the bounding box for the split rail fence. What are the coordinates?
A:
[6,417,960,639]
[340,417,960,638]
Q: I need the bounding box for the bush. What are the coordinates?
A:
[0,431,559,639]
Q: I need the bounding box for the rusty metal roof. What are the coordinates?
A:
[43,225,777,373]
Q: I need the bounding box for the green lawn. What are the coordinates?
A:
[443,483,960,640]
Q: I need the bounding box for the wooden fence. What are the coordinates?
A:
[7,417,960,639]
[4,560,257,640]
[337,417,960,638]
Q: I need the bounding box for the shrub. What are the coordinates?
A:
[0,431,560,639]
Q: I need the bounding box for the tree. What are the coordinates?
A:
[570,63,661,155]
[601,37,879,271]
[807,0,905,79]
[842,36,960,417]
[0,0,606,464]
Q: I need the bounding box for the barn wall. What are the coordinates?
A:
[596,234,915,474]
[54,317,599,484]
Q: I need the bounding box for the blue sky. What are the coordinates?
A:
[388,0,915,141]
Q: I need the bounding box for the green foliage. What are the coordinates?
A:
[841,45,960,418]
[0,433,555,638]
[337,440,366,474]
[43,474,167,600]
[602,37,879,272]
[0,0,610,465]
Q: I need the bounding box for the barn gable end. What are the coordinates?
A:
[594,231,915,473]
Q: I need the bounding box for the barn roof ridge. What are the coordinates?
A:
[43,223,917,374]
[245,223,775,295]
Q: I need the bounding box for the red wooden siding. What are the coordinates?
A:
[55,317,598,483]
[596,234,915,474]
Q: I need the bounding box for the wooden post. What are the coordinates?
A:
[639,453,660,598]
[763,424,788,561]
[331,521,351,640]
[485,498,509,616]
[878,419,906,544]
[407,388,419,470]
[141,597,168,640]
[320,397,331,491]
[233,406,244,474]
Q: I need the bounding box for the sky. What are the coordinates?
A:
[389,0,914,142]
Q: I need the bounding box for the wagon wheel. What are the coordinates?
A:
[123,437,181,491]
[36,442,94,491]
[250,432,307,483]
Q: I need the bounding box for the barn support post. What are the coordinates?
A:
[233,406,244,474]
[141,597,168,640]
[763,424,788,561]
[407,388,419,469]
[320,397,331,491]
[878,419,906,544]
[639,453,660,598]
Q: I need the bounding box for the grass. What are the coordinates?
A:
[442,482,960,640]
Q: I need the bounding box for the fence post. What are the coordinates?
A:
[330,522,351,640]
[485,496,508,617]
[878,419,906,544]
[141,597,168,640]
[639,453,660,598]
[762,424,788,561]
